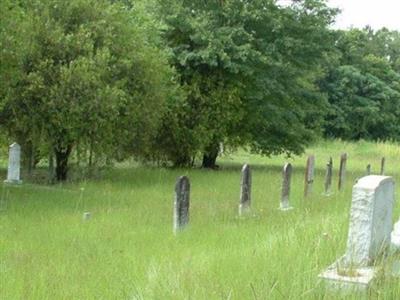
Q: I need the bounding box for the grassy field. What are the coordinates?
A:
[0,140,399,299]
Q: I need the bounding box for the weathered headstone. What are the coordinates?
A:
[239,164,251,215]
[338,153,347,191]
[280,163,293,211]
[324,157,333,196]
[173,176,190,233]
[320,175,396,292]
[304,155,315,197]
[380,157,385,175]
[4,142,22,184]
[366,164,371,176]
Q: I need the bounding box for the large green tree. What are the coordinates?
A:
[321,28,400,141]
[157,0,337,167]
[2,0,174,180]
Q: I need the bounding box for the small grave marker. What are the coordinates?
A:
[380,157,385,175]
[304,155,315,197]
[173,176,190,233]
[83,212,91,221]
[4,143,22,184]
[239,164,251,215]
[324,157,333,195]
[280,163,293,210]
[338,153,347,191]
[366,164,371,175]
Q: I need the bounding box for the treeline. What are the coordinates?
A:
[0,0,399,181]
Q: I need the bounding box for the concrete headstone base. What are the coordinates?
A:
[278,205,294,212]
[3,179,22,185]
[319,260,375,294]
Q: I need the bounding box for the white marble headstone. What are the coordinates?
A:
[319,175,396,291]
[391,219,400,252]
[4,142,22,184]
[344,176,395,267]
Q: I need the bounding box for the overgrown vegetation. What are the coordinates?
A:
[1,140,399,299]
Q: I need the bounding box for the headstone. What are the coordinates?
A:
[366,164,371,175]
[83,212,91,221]
[391,219,400,253]
[338,153,347,191]
[173,176,190,233]
[304,155,315,197]
[324,157,333,195]
[320,175,396,292]
[280,163,293,211]
[239,164,251,215]
[219,142,224,155]
[380,157,385,175]
[4,142,22,184]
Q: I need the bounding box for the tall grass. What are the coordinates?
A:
[0,140,399,299]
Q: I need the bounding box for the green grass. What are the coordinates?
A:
[0,140,399,299]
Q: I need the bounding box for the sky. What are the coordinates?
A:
[278,0,400,31]
[328,0,400,30]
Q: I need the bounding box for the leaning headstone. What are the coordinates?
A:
[173,176,190,233]
[324,157,333,196]
[338,153,347,191]
[304,155,315,197]
[4,142,22,184]
[279,163,293,211]
[239,164,251,215]
[380,157,385,175]
[319,175,396,292]
[366,164,371,176]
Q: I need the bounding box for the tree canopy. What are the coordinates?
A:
[0,0,399,180]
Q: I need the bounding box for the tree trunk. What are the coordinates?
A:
[55,145,73,181]
[202,141,220,169]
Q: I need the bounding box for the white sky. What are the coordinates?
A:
[329,0,400,30]
[278,0,400,30]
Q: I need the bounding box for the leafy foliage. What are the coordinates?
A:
[157,0,337,167]
[1,0,175,179]
[321,28,400,141]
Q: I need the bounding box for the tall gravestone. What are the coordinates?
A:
[320,175,396,292]
[324,157,333,195]
[4,143,22,184]
[304,155,315,197]
[338,153,347,191]
[173,176,190,233]
[280,163,293,210]
[239,164,251,215]
[380,157,385,175]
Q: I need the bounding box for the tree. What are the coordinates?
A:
[2,0,175,180]
[157,0,337,167]
[321,28,400,141]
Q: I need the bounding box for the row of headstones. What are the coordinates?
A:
[174,173,399,292]
[174,153,368,231]
[174,153,388,231]
[2,143,386,188]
